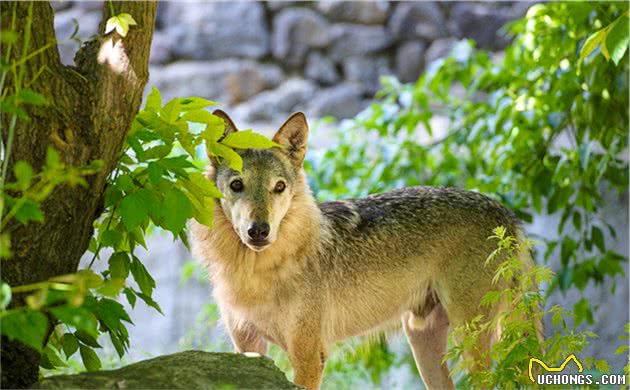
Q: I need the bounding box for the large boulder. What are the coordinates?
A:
[308,84,367,119]
[447,3,517,50]
[341,56,391,95]
[305,51,340,85]
[328,24,393,61]
[272,8,330,67]
[395,41,426,83]
[159,2,270,60]
[388,2,447,41]
[315,1,389,24]
[34,351,301,389]
[149,60,284,104]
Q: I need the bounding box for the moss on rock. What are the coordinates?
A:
[33,351,301,389]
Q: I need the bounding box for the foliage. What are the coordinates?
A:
[306,2,628,326]
[446,227,607,388]
[0,6,277,374]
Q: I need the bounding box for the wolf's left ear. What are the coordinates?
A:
[213,109,238,136]
[272,112,309,167]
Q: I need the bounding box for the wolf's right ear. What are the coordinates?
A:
[213,109,238,137]
[273,112,309,168]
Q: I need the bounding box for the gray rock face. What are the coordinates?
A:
[329,24,393,61]
[234,78,318,122]
[388,2,446,41]
[272,8,330,67]
[34,351,301,389]
[309,84,367,119]
[305,51,340,85]
[424,38,457,66]
[342,56,391,94]
[162,2,270,60]
[448,3,513,50]
[150,60,284,104]
[395,41,426,83]
[316,1,389,24]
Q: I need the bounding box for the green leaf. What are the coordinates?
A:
[41,344,67,369]
[79,344,102,371]
[591,226,605,252]
[49,306,98,337]
[16,89,47,105]
[119,191,150,231]
[62,333,80,358]
[108,252,130,279]
[209,142,243,172]
[145,87,162,111]
[14,161,33,190]
[578,28,605,69]
[74,330,101,348]
[95,298,132,331]
[130,256,155,297]
[161,188,193,234]
[14,199,44,224]
[0,309,48,351]
[222,130,279,149]
[104,13,137,38]
[179,97,217,110]
[97,278,125,297]
[0,281,12,309]
[135,291,164,315]
[606,13,630,65]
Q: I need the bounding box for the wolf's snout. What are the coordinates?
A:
[247,222,270,241]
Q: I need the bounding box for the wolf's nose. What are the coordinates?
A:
[248,222,270,241]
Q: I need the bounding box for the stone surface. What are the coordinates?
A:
[328,24,393,61]
[34,351,301,389]
[424,38,457,66]
[161,2,269,60]
[272,8,330,67]
[309,83,367,119]
[149,60,284,104]
[448,3,513,50]
[233,78,317,122]
[342,56,391,94]
[305,51,340,85]
[316,1,389,24]
[395,41,426,83]
[388,2,447,41]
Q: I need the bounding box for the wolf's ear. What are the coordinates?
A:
[213,109,238,137]
[272,112,309,167]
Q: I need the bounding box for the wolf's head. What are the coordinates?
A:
[209,110,309,252]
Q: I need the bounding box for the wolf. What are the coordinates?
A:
[191,110,538,389]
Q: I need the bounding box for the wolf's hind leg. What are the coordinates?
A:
[402,304,454,390]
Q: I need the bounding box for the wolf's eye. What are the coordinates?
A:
[230,180,244,192]
[274,181,286,193]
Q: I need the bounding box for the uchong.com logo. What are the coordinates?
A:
[529,354,627,386]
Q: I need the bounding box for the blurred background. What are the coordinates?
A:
[50,1,628,388]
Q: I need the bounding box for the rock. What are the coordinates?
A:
[304,51,340,85]
[53,9,101,65]
[309,83,367,119]
[149,60,284,104]
[328,24,393,61]
[316,1,389,24]
[424,38,457,66]
[34,351,301,389]
[388,2,446,41]
[341,56,391,95]
[272,8,330,67]
[447,3,514,50]
[266,1,310,12]
[233,79,317,122]
[395,41,426,83]
[150,30,176,65]
[161,2,269,60]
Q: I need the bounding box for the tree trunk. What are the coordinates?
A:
[0,1,157,387]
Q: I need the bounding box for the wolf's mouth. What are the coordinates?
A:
[245,239,271,252]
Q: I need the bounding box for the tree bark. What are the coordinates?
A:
[0,1,157,387]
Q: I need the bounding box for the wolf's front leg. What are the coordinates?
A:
[288,326,327,390]
[224,314,268,355]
